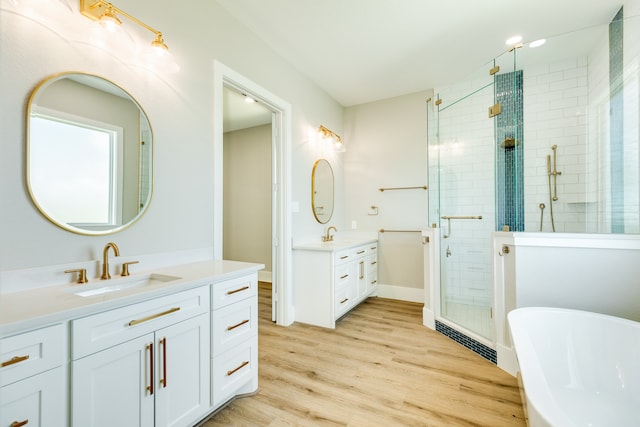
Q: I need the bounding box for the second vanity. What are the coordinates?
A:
[0,259,262,427]
[293,238,378,328]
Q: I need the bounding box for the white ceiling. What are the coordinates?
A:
[217,0,623,107]
[223,87,272,133]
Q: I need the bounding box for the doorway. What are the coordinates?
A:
[222,87,273,316]
[213,61,293,326]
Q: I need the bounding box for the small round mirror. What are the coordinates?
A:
[311,159,334,224]
[26,72,153,235]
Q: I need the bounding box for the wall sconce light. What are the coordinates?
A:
[318,125,345,151]
[80,0,169,54]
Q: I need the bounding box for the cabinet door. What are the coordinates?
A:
[0,368,65,427]
[357,258,367,299]
[155,314,210,427]
[71,334,154,427]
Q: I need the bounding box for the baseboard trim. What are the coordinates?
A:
[375,284,424,303]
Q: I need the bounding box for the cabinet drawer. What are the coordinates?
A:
[212,297,257,357]
[334,263,352,288]
[334,249,352,265]
[0,367,65,426]
[334,287,351,317]
[0,324,64,387]
[353,246,368,258]
[211,274,257,310]
[212,335,257,407]
[72,286,209,359]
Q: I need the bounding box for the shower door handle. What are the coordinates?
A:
[440,215,483,220]
[440,215,483,239]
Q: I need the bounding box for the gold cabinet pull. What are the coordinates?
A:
[128,307,180,326]
[356,250,365,255]
[146,343,154,395]
[340,298,349,304]
[11,420,29,427]
[226,286,249,296]
[339,255,349,260]
[340,274,349,279]
[159,337,167,388]
[2,355,29,368]
[226,360,249,376]
[359,261,364,279]
[227,319,249,331]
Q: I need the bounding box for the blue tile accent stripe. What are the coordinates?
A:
[610,7,624,232]
[435,320,497,364]
[495,71,524,232]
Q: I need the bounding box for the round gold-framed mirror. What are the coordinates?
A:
[311,159,334,224]
[26,72,153,235]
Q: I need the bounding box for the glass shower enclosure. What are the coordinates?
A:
[428,11,640,350]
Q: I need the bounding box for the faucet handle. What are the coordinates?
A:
[121,261,139,277]
[65,268,88,284]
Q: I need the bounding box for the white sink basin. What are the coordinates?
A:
[69,273,181,297]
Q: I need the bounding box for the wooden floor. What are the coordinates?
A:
[203,283,526,426]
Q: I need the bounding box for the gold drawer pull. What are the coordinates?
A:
[371,261,377,265]
[227,319,250,331]
[2,355,29,368]
[339,255,349,260]
[357,250,366,254]
[129,307,180,326]
[11,420,29,427]
[226,286,249,295]
[340,274,349,279]
[226,360,249,376]
[340,298,349,304]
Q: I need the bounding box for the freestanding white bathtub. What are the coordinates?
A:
[508,307,640,427]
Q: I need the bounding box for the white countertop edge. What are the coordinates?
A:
[293,238,378,251]
[0,260,264,337]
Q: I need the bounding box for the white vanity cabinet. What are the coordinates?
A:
[210,273,258,407]
[0,324,66,427]
[294,240,378,328]
[70,286,210,427]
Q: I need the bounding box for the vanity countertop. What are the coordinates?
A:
[293,238,377,252]
[0,260,263,336]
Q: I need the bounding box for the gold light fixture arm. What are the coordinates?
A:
[80,0,168,50]
[318,125,342,145]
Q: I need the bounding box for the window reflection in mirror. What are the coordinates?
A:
[27,73,152,235]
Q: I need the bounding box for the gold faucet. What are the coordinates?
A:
[101,242,120,280]
[322,226,337,242]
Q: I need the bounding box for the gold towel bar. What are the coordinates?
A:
[379,229,422,233]
[379,185,427,192]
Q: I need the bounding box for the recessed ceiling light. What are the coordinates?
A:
[505,35,522,45]
[529,39,546,48]
[242,94,257,103]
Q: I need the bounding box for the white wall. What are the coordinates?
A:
[343,90,432,301]
[0,1,343,283]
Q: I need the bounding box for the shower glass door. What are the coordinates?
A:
[429,55,512,341]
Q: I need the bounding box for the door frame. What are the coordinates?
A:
[213,61,294,326]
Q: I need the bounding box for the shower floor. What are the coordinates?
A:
[441,300,494,341]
